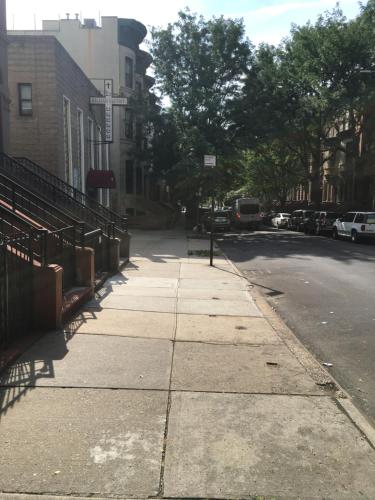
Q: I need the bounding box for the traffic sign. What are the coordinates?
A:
[204,155,216,167]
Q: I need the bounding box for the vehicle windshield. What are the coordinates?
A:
[365,213,375,223]
[240,204,260,214]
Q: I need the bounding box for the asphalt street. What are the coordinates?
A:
[218,228,375,425]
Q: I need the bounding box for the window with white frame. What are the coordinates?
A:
[88,118,95,170]
[63,96,72,184]
[76,108,84,191]
[18,83,33,116]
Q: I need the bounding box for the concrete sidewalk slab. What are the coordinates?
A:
[86,295,176,313]
[123,268,181,278]
[99,285,177,298]
[179,264,239,280]
[171,342,322,394]
[0,388,167,497]
[176,314,282,344]
[179,278,247,290]
[164,392,375,499]
[126,261,181,273]
[70,309,176,340]
[177,288,249,300]
[0,333,172,390]
[177,297,261,316]
[113,277,178,289]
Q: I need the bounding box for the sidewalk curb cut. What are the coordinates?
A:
[217,239,375,449]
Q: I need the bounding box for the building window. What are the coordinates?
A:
[136,81,142,101]
[88,118,95,169]
[76,108,84,191]
[125,109,134,139]
[136,120,142,148]
[125,57,134,88]
[120,165,126,193]
[126,160,134,194]
[136,165,143,195]
[18,83,33,116]
[63,96,72,184]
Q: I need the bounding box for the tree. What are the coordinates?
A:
[240,141,305,208]
[150,9,252,203]
[236,4,375,207]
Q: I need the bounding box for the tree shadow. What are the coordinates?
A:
[217,230,375,266]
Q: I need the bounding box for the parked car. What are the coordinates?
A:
[203,210,231,232]
[272,213,290,228]
[304,211,342,235]
[262,211,276,226]
[231,197,262,229]
[332,212,375,242]
[288,209,315,231]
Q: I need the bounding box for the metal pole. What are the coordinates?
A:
[210,196,214,266]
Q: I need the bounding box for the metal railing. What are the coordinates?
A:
[10,155,128,233]
[0,230,34,350]
[0,172,85,233]
[78,222,116,275]
[0,177,114,278]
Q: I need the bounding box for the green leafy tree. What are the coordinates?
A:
[150,9,252,203]
[238,5,375,206]
[240,141,305,208]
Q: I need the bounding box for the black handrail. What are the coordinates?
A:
[0,154,111,231]
[14,156,128,232]
[0,171,86,233]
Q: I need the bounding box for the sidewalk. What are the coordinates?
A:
[1,229,375,499]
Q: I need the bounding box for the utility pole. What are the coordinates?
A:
[204,155,217,266]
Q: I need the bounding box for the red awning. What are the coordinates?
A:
[86,170,117,189]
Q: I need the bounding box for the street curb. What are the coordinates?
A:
[217,239,375,448]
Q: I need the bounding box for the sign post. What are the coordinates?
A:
[90,80,128,143]
[204,155,217,267]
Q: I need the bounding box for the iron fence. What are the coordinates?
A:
[0,231,34,350]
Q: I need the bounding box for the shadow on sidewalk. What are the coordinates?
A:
[0,330,71,420]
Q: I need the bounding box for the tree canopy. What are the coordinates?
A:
[150,2,375,208]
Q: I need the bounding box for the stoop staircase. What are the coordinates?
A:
[0,154,131,355]
[0,154,130,259]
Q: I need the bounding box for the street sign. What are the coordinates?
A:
[204,155,216,167]
[90,79,128,142]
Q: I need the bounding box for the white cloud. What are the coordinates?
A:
[249,0,357,20]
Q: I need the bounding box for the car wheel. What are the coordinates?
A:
[351,230,359,243]
[332,228,339,240]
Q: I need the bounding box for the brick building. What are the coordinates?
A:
[10,16,157,216]
[0,0,9,154]
[7,35,107,201]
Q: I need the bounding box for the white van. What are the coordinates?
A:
[231,197,262,229]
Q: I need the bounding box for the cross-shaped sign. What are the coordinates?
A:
[90,80,128,142]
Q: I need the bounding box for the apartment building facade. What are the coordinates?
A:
[0,0,9,154]
[10,16,155,216]
[7,36,107,200]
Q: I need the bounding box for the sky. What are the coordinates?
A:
[6,0,363,46]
